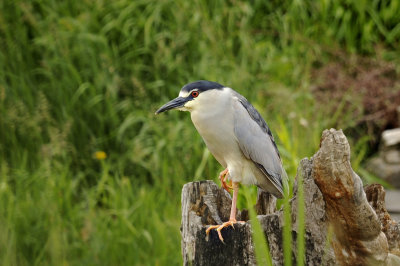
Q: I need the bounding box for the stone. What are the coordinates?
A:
[367,157,400,188]
[382,128,400,147]
[385,150,400,164]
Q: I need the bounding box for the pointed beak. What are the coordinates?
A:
[155,97,188,114]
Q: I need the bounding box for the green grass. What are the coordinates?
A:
[0,0,399,265]
[243,186,272,266]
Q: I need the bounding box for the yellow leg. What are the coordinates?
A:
[206,182,245,242]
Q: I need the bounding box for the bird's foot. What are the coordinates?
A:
[219,168,232,193]
[205,220,246,242]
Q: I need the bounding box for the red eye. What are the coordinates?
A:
[191,91,199,98]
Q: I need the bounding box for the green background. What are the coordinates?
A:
[0,0,399,265]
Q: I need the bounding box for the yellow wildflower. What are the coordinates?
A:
[94,151,107,160]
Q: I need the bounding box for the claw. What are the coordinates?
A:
[223,173,233,189]
[206,220,243,242]
[219,168,232,193]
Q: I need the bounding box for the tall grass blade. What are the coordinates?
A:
[243,186,272,266]
[296,168,305,266]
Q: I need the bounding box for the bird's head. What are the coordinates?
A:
[155,80,225,114]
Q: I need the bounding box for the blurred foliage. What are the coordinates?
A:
[0,0,399,265]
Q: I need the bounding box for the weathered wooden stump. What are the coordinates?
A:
[181,129,400,265]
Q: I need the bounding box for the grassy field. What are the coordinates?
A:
[1,0,399,265]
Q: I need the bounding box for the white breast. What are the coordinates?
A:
[189,88,258,185]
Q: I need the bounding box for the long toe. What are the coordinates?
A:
[219,169,232,193]
[207,220,245,242]
[216,221,235,241]
[205,225,220,236]
[221,181,232,193]
[223,177,233,190]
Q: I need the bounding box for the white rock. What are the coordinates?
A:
[382,128,400,147]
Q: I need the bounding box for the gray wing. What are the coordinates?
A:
[232,92,284,196]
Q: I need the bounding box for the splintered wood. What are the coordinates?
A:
[181,129,400,266]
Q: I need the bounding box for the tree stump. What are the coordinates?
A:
[181,129,400,265]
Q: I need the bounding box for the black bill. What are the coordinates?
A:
[155,97,189,114]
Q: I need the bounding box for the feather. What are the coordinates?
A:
[232,91,284,196]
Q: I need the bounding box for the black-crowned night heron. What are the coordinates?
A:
[156,80,287,241]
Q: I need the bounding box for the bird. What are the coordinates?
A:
[155,80,287,241]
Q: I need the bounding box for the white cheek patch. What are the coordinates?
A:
[183,100,195,109]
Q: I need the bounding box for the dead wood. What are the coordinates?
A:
[181,129,400,265]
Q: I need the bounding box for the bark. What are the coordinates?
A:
[365,184,400,257]
[181,129,400,265]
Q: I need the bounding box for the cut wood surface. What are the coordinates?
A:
[181,129,400,265]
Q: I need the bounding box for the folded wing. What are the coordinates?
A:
[232,92,284,197]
